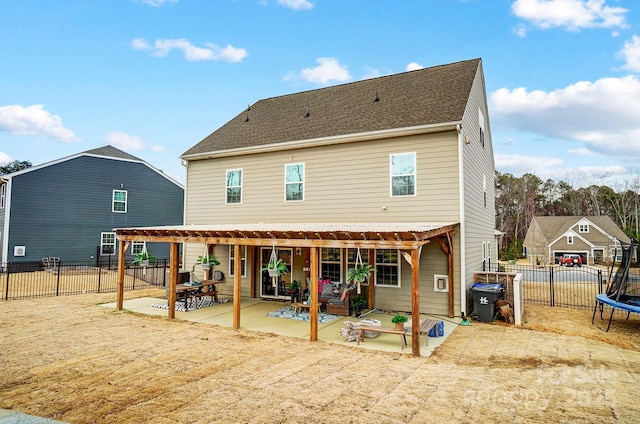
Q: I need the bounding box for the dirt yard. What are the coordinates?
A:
[0,289,638,423]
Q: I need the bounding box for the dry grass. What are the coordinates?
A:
[0,290,639,423]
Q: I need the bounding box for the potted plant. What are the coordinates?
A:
[391,313,408,331]
[197,253,220,271]
[347,263,373,295]
[132,250,155,267]
[350,294,367,318]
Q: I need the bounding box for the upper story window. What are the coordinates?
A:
[0,184,5,209]
[390,152,416,196]
[226,169,243,204]
[101,232,116,255]
[285,163,304,201]
[375,249,400,287]
[131,241,145,255]
[479,108,486,148]
[112,190,127,213]
[579,224,589,233]
[321,248,342,282]
[567,236,574,245]
[229,245,247,277]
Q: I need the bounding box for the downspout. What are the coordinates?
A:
[1,177,10,264]
[457,123,467,316]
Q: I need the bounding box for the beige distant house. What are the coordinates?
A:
[523,216,631,265]
[115,58,496,356]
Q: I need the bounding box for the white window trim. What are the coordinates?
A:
[225,168,243,205]
[131,241,146,255]
[101,232,116,255]
[0,184,5,209]
[320,247,342,283]
[112,190,127,213]
[229,245,247,277]
[284,163,305,202]
[390,152,417,197]
[579,224,589,233]
[374,249,401,288]
[567,236,574,245]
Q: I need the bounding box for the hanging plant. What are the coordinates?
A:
[197,254,220,271]
[132,250,155,267]
[261,258,289,277]
[346,247,372,294]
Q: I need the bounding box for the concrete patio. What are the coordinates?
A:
[102,295,461,356]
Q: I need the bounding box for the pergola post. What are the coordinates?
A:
[309,246,319,341]
[168,242,179,319]
[411,247,421,357]
[233,244,242,330]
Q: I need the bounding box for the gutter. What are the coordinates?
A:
[182,121,461,161]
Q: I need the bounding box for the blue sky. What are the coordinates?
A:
[1,0,640,189]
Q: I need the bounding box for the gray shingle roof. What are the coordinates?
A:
[533,216,630,243]
[83,145,143,162]
[182,58,481,157]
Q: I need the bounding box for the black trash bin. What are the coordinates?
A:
[471,283,504,322]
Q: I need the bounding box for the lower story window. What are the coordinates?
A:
[132,241,145,255]
[101,232,116,255]
[375,249,400,287]
[229,245,247,277]
[321,248,342,282]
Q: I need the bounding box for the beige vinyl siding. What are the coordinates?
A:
[185,132,460,225]
[459,65,496,313]
[371,237,461,315]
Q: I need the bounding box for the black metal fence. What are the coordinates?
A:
[1,258,171,301]
[484,262,608,309]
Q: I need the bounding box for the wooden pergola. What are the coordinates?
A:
[114,222,457,357]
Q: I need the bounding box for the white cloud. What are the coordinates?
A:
[136,0,178,6]
[513,23,528,37]
[511,0,628,32]
[278,0,313,10]
[490,75,640,159]
[0,104,78,142]
[105,131,164,153]
[0,152,12,165]
[291,57,350,85]
[618,35,640,72]
[406,62,424,71]
[131,38,248,62]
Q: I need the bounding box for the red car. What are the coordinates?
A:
[559,254,583,267]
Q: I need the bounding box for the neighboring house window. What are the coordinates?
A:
[112,190,127,213]
[131,241,145,255]
[479,108,485,148]
[483,174,487,208]
[579,224,589,233]
[321,248,341,282]
[229,245,247,277]
[390,152,416,196]
[101,232,116,255]
[375,249,400,287]
[285,163,304,201]
[347,248,371,285]
[567,236,574,245]
[0,184,5,209]
[226,169,242,204]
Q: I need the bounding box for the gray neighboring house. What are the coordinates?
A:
[0,145,184,264]
[177,58,496,318]
[523,216,632,265]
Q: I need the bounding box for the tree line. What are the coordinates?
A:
[496,171,640,258]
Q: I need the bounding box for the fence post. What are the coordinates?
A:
[56,260,62,296]
[597,269,603,294]
[4,262,10,300]
[549,267,555,307]
[97,258,102,293]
